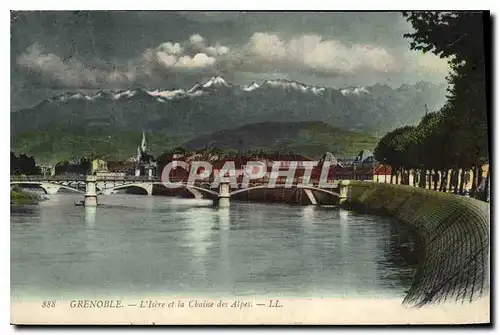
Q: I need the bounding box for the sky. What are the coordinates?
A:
[10,11,451,110]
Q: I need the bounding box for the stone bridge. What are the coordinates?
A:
[10,175,160,195]
[10,178,86,195]
[11,175,342,207]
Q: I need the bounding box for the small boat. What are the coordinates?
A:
[74,201,85,207]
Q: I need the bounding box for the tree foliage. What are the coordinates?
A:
[54,157,91,175]
[403,11,488,165]
[10,151,41,175]
[374,12,489,199]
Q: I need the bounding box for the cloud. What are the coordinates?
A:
[158,42,184,55]
[205,45,229,56]
[247,32,288,59]
[189,34,205,44]
[16,32,449,89]
[405,50,450,77]
[220,32,449,80]
[237,33,400,75]
[17,44,138,87]
[18,44,103,86]
[144,33,225,71]
[16,34,226,87]
[177,53,216,69]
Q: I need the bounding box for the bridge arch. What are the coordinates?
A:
[229,184,339,197]
[169,183,219,197]
[11,181,84,194]
[296,185,340,197]
[98,182,220,198]
[99,183,152,195]
[185,185,219,197]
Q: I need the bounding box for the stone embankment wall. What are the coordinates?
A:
[340,181,490,307]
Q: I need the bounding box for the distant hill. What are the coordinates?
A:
[184,121,379,158]
[11,121,377,164]
[10,127,184,165]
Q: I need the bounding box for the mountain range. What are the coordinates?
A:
[11,76,447,138]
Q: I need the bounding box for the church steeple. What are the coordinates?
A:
[135,130,156,178]
[136,145,141,163]
[141,131,147,153]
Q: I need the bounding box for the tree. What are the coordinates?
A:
[10,151,41,175]
[402,11,489,199]
[54,157,91,175]
[374,126,418,184]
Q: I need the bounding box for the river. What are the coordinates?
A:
[11,193,420,301]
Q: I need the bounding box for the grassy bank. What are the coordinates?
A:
[10,187,44,205]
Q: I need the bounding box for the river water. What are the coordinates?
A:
[11,194,420,300]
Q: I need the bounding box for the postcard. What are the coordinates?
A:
[10,10,490,325]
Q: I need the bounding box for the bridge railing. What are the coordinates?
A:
[10,175,342,187]
[96,175,161,182]
[10,175,161,182]
[10,175,86,182]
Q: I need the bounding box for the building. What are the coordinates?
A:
[91,158,108,174]
[85,132,158,178]
[40,165,55,177]
[372,164,392,183]
[172,147,186,160]
[135,132,157,178]
[90,158,130,178]
[107,161,136,176]
[352,149,377,168]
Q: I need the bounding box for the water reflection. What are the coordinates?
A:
[338,209,349,297]
[183,207,217,258]
[85,206,97,227]
[214,208,230,231]
[301,206,316,228]
[143,195,156,212]
[214,208,232,292]
[376,219,421,292]
[11,193,421,299]
[11,204,39,216]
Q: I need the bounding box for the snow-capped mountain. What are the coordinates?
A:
[243,82,260,92]
[147,89,186,99]
[259,79,326,95]
[113,89,136,100]
[340,86,372,96]
[202,76,230,88]
[262,79,310,91]
[186,83,202,94]
[12,76,447,138]
[42,76,333,103]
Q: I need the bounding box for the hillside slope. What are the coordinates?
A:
[184,121,379,158]
[11,121,378,164]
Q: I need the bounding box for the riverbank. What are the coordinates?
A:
[10,187,44,205]
[339,180,490,307]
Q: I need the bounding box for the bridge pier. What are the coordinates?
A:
[42,184,61,195]
[303,189,318,205]
[338,180,349,205]
[144,183,153,196]
[216,182,231,208]
[186,187,204,199]
[84,175,98,207]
